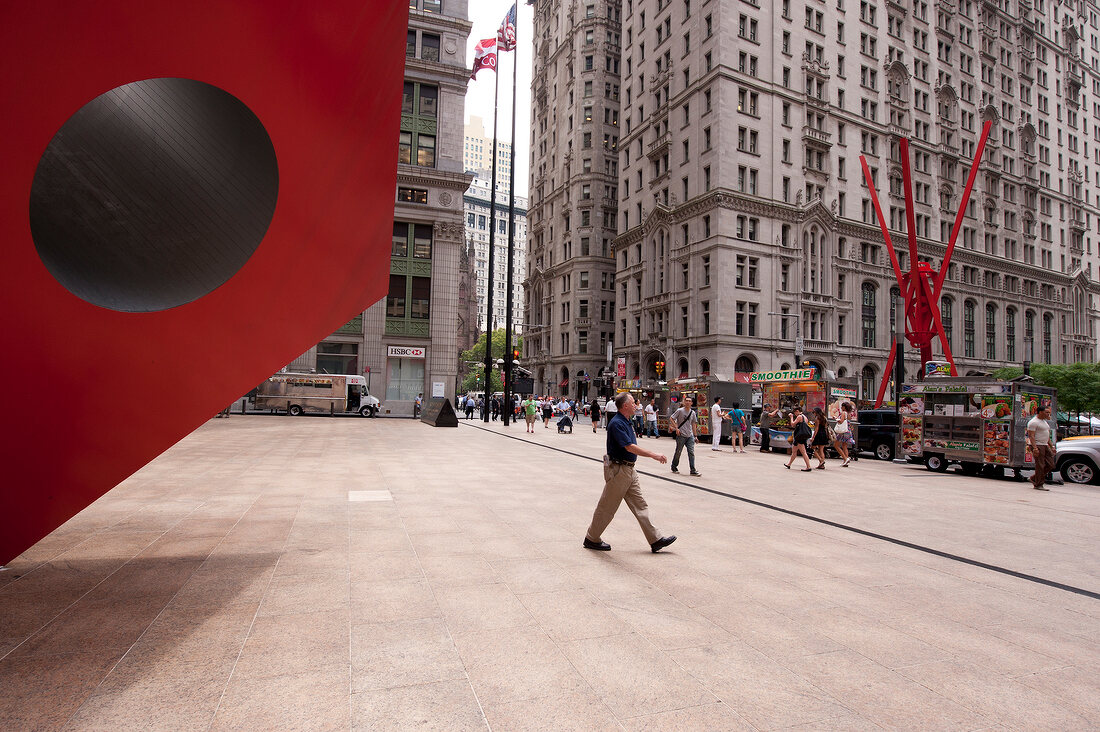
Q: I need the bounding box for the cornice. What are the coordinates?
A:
[397,168,473,191]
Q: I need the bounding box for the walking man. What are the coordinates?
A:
[669,396,701,476]
[521,395,538,433]
[759,403,779,452]
[583,392,677,553]
[1027,404,1056,491]
[644,398,660,438]
[710,395,731,450]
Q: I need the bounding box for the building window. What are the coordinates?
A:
[941,297,953,348]
[399,82,438,167]
[985,304,997,360]
[1043,313,1053,363]
[397,187,428,204]
[861,282,876,348]
[1005,307,1016,361]
[702,301,710,334]
[963,300,976,358]
[420,33,440,61]
[386,274,406,317]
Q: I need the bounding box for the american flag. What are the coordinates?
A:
[497,3,517,51]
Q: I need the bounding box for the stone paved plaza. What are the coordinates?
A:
[2,415,1098,730]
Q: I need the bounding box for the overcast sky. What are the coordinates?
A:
[465,1,535,196]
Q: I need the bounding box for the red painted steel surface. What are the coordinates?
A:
[860,121,992,407]
[0,2,406,563]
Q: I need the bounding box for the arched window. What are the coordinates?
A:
[861,282,877,348]
[631,361,640,379]
[780,362,791,370]
[1043,313,1053,363]
[735,355,755,374]
[560,367,570,396]
[985,304,997,360]
[963,300,976,357]
[837,367,848,378]
[861,364,877,401]
[1005,307,1016,361]
[677,358,689,379]
[1024,310,1035,361]
[941,297,953,350]
[700,358,711,375]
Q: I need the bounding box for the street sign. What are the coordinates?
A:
[794,336,805,353]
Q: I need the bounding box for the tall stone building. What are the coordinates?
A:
[463,174,528,334]
[289,1,474,413]
[525,0,625,401]
[613,0,1100,400]
[465,115,514,192]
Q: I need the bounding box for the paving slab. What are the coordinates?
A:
[1,415,1098,730]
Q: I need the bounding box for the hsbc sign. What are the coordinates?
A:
[387,345,426,359]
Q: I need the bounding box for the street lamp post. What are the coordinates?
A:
[767,311,803,367]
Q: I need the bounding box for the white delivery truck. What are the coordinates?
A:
[254,373,381,417]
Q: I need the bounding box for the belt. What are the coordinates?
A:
[606,456,634,465]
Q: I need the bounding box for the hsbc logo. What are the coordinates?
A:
[388,345,426,359]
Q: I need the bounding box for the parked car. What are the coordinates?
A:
[856,409,900,461]
[1055,436,1100,485]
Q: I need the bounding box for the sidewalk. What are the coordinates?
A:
[2,416,1098,730]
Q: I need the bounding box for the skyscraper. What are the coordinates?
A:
[526,0,625,401]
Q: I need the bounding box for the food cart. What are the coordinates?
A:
[751,368,860,448]
[899,376,1057,476]
[666,377,752,439]
[615,379,671,432]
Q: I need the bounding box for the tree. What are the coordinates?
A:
[991,362,1100,413]
[458,329,523,395]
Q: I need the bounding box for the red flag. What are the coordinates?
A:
[497,4,517,51]
[470,37,497,80]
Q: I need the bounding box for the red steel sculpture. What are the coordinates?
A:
[0,1,407,564]
[859,119,993,407]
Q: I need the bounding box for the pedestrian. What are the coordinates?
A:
[759,403,779,452]
[784,407,814,471]
[590,396,601,433]
[604,393,618,428]
[633,399,645,434]
[644,398,660,438]
[669,396,701,476]
[810,407,831,469]
[542,396,554,428]
[464,394,475,420]
[414,392,423,419]
[730,401,748,453]
[832,402,855,467]
[709,395,730,450]
[1027,404,1056,490]
[583,391,677,553]
[491,397,499,421]
[521,395,538,433]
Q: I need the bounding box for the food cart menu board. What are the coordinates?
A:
[980,395,1012,465]
[1018,391,1053,465]
[901,416,923,455]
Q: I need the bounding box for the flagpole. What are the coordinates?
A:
[502,10,518,427]
[482,53,501,422]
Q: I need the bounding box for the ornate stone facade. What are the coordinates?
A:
[526,0,624,400]
[611,0,1099,399]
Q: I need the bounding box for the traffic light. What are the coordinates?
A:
[513,348,520,360]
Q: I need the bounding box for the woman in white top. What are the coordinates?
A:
[832,401,855,467]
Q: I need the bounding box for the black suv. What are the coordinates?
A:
[856,409,900,460]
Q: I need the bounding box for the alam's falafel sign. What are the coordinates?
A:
[749,368,816,383]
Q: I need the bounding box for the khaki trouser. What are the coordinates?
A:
[1032,444,1055,487]
[586,459,661,545]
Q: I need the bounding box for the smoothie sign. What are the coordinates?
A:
[750,368,816,383]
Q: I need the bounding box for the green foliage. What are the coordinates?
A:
[458,329,523,395]
[991,362,1100,412]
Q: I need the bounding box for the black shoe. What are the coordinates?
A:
[583,537,612,551]
[689,471,702,476]
[671,467,679,473]
[651,536,677,553]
